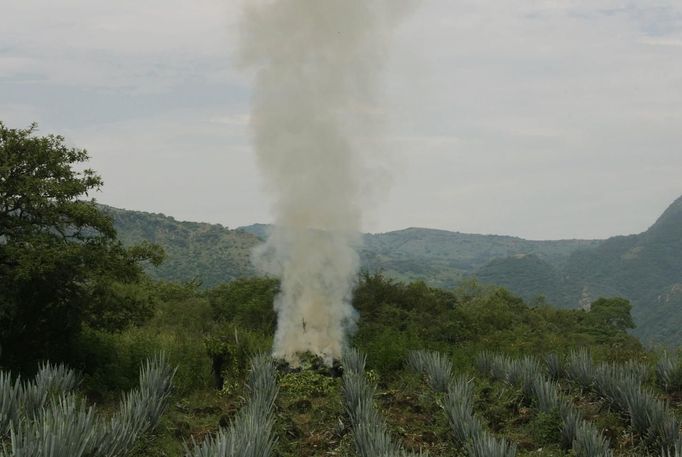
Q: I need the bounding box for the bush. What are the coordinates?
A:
[208,278,278,333]
[76,327,210,395]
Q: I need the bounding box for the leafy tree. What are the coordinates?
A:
[0,122,163,370]
[208,277,278,333]
[587,297,635,332]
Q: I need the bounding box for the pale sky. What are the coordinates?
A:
[2,0,681,240]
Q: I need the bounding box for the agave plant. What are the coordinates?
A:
[506,356,540,399]
[585,358,679,452]
[3,353,175,457]
[343,347,367,376]
[545,353,563,380]
[657,352,682,394]
[572,419,613,457]
[558,400,581,450]
[407,351,452,393]
[5,393,97,457]
[478,351,614,457]
[0,371,20,435]
[442,377,482,445]
[532,378,560,412]
[92,352,177,457]
[185,354,277,457]
[565,349,595,390]
[465,431,517,457]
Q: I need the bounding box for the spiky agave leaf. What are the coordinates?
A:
[407,351,452,393]
[33,362,80,396]
[0,371,20,435]
[506,356,540,399]
[532,378,560,412]
[93,353,176,457]
[473,351,497,378]
[407,351,428,375]
[657,352,682,394]
[545,353,563,380]
[565,349,595,390]
[343,348,367,376]
[558,399,581,450]
[4,393,97,457]
[572,419,613,457]
[442,377,482,445]
[465,430,517,457]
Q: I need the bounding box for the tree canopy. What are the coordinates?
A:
[0,122,163,370]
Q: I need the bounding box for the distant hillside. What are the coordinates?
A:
[239,224,601,289]
[477,195,682,345]
[103,206,260,288]
[108,194,682,344]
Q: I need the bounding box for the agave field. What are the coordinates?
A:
[0,354,175,457]
[1,349,681,457]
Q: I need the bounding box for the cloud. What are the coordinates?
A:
[1,0,681,239]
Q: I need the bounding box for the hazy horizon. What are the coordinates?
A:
[99,195,678,242]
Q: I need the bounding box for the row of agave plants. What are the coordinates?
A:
[561,349,681,456]
[184,354,278,457]
[0,354,175,457]
[475,351,612,457]
[342,348,426,457]
[407,350,517,457]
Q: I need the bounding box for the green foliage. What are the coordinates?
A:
[586,297,635,334]
[105,206,260,288]
[528,408,563,447]
[208,278,278,333]
[0,123,163,371]
[75,327,209,395]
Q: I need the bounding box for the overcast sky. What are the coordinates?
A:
[2,0,681,240]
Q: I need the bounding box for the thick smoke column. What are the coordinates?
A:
[240,0,406,364]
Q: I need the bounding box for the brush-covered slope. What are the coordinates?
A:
[477,195,682,345]
[103,206,259,287]
[238,225,600,289]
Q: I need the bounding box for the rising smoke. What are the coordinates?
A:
[240,0,408,364]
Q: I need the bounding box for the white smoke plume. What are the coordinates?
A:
[239,0,409,364]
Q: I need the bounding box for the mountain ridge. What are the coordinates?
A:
[105,193,682,344]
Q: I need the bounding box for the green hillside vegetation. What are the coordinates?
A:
[3,123,681,456]
[236,224,601,289]
[104,206,260,288]
[112,198,682,346]
[360,228,600,288]
[478,196,682,346]
[7,273,680,456]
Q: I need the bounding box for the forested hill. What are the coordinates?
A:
[359,228,600,288]
[236,225,600,288]
[107,195,682,344]
[103,206,260,287]
[108,206,600,289]
[477,195,682,345]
